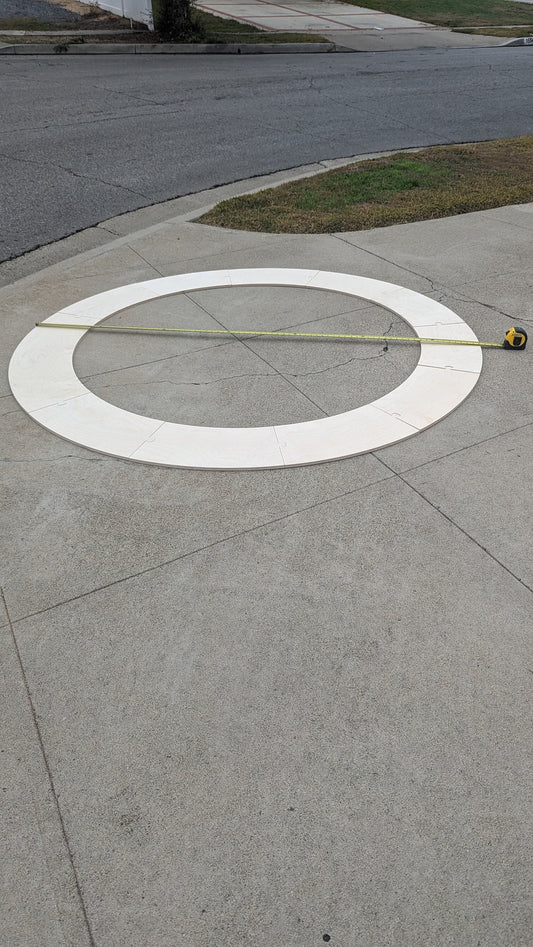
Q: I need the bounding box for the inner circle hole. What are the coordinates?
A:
[75,286,420,428]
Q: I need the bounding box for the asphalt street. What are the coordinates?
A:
[1,48,532,261]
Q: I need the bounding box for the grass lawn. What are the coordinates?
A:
[459,26,533,36]
[339,0,533,29]
[192,10,327,43]
[198,137,533,234]
[0,9,327,43]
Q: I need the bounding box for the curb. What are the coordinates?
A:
[502,35,533,46]
[0,41,339,55]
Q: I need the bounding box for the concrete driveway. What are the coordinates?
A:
[195,0,505,48]
[2,154,532,945]
[196,0,429,33]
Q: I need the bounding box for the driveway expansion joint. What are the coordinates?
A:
[0,587,96,947]
[374,456,533,594]
[5,470,396,626]
[391,419,533,476]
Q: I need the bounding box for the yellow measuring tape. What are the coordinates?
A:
[35,322,506,348]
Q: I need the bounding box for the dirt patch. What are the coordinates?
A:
[49,0,95,13]
[0,0,146,30]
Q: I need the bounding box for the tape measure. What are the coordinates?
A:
[503,326,528,350]
[35,322,528,351]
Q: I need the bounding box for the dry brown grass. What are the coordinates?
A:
[198,138,533,234]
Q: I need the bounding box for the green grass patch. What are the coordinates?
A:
[191,10,327,42]
[198,137,533,234]
[457,26,533,35]
[337,0,533,28]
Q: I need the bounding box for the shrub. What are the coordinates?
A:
[152,0,199,40]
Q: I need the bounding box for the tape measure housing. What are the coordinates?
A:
[504,326,528,350]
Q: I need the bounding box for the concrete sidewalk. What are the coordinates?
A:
[1,162,532,946]
[195,0,505,49]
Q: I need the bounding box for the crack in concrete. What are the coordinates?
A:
[84,347,393,390]
[288,348,389,376]
[92,369,278,390]
[441,284,533,324]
